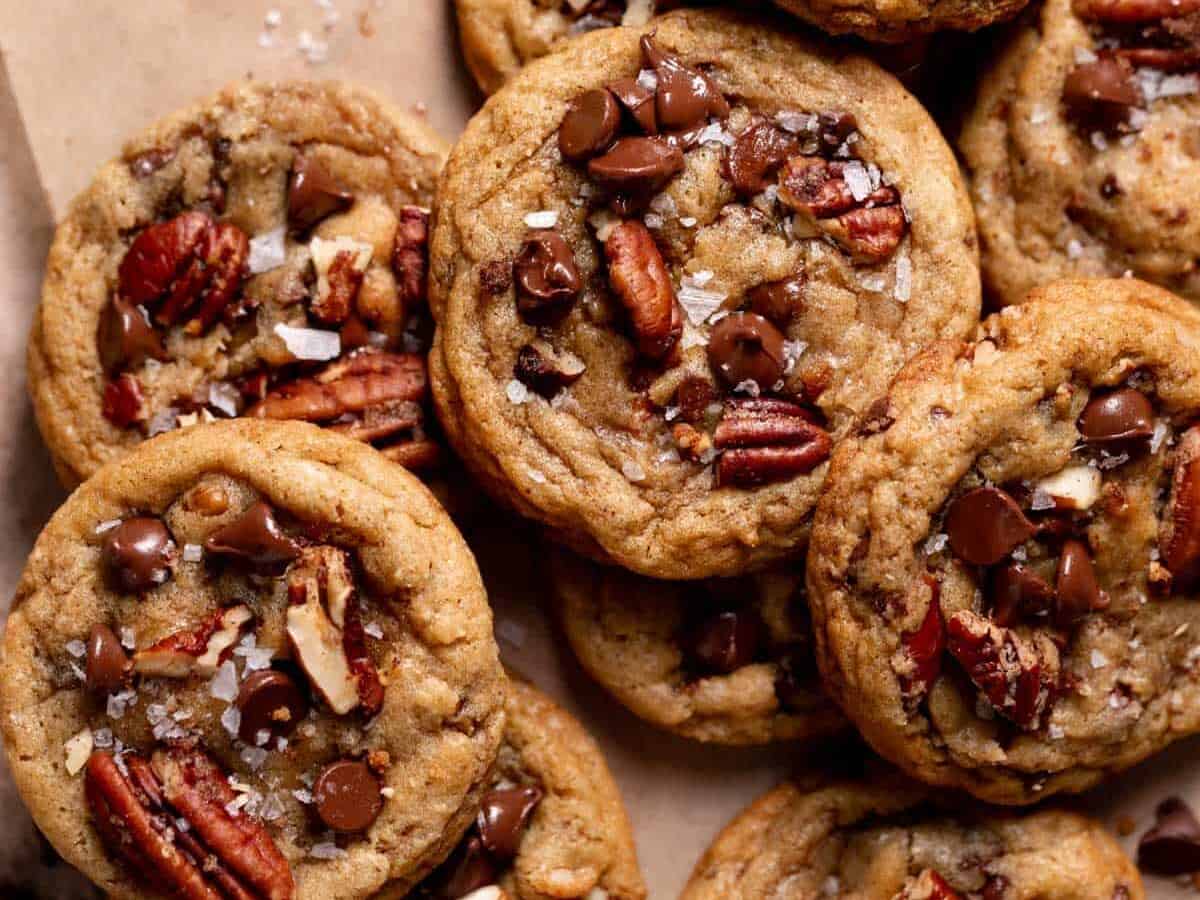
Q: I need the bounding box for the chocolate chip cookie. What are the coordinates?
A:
[681,770,1144,898]
[960,0,1200,307]
[398,676,647,900]
[430,8,981,580]
[0,419,506,899]
[551,549,846,744]
[808,278,1200,804]
[28,80,448,487]
[769,0,1028,42]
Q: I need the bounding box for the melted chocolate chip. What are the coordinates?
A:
[608,77,658,134]
[682,608,763,675]
[944,487,1037,566]
[430,835,497,899]
[587,137,684,197]
[102,517,176,594]
[476,785,544,861]
[559,89,621,162]
[1078,387,1155,445]
[989,562,1053,627]
[707,312,787,391]
[85,624,129,695]
[287,152,354,233]
[1062,56,1141,133]
[313,759,383,833]
[1055,539,1106,627]
[203,501,302,565]
[97,296,167,374]
[235,669,308,744]
[726,121,803,195]
[640,35,730,133]
[513,230,583,325]
[748,274,806,327]
[1138,796,1200,875]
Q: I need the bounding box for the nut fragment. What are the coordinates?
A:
[132,605,253,678]
[1073,0,1200,23]
[898,578,945,707]
[895,870,964,900]
[988,562,1054,627]
[605,220,682,360]
[726,119,803,195]
[310,236,372,325]
[102,374,148,428]
[1161,425,1200,589]
[946,610,1059,730]
[1036,464,1102,511]
[713,398,831,488]
[392,206,430,310]
[513,342,586,398]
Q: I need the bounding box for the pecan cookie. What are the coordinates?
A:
[0,420,506,899]
[769,0,1028,42]
[960,0,1200,307]
[28,80,448,487]
[430,8,981,580]
[808,278,1200,804]
[551,549,846,744]
[394,676,647,900]
[681,771,1144,899]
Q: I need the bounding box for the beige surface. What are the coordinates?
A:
[0,3,1193,897]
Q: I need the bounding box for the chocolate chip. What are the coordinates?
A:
[430,835,497,899]
[513,230,582,325]
[513,343,584,398]
[726,121,803,195]
[97,296,167,374]
[944,487,1037,566]
[707,312,786,391]
[1055,538,1106,627]
[608,77,658,134]
[1078,387,1155,445]
[1138,796,1200,875]
[559,89,621,162]
[989,562,1053,627]
[683,608,762,674]
[85,624,129,695]
[235,670,308,744]
[102,517,176,593]
[204,501,302,565]
[313,759,383,833]
[587,137,684,197]
[1062,56,1141,133]
[287,152,354,233]
[476,785,544,862]
[748,274,806,327]
[640,35,730,133]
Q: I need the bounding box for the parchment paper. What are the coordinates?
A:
[0,2,1194,897]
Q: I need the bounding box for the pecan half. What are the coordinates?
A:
[393,206,430,310]
[898,578,945,708]
[713,398,832,488]
[1161,425,1200,589]
[85,750,293,900]
[778,157,907,263]
[605,220,682,360]
[286,546,383,716]
[1074,0,1200,23]
[946,610,1060,731]
[132,605,253,678]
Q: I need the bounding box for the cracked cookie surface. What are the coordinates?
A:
[808,278,1200,804]
[681,770,1143,899]
[29,80,448,487]
[551,548,846,744]
[0,419,505,900]
[430,8,980,580]
[960,0,1200,306]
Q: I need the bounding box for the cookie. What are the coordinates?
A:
[769,0,1028,42]
[0,419,506,899]
[808,278,1200,804]
[960,0,1200,307]
[551,549,846,744]
[430,8,981,580]
[681,770,1144,899]
[28,80,448,487]
[396,676,647,900]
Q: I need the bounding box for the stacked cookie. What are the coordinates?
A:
[10,0,1200,896]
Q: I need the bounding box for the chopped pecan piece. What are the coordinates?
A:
[286,546,383,716]
[1074,0,1200,22]
[102,374,148,428]
[778,157,907,263]
[132,605,253,678]
[898,578,945,708]
[605,220,682,360]
[894,870,964,900]
[392,206,430,309]
[713,398,832,488]
[310,237,371,326]
[513,342,586,398]
[726,119,803,195]
[946,610,1060,731]
[1161,425,1200,589]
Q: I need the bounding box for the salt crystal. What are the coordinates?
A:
[1151,420,1170,453]
[506,379,530,405]
[527,468,547,485]
[842,161,871,202]
[211,660,240,702]
[636,69,658,92]
[241,746,269,770]
[364,621,384,639]
[697,122,734,147]
[782,340,807,374]
[680,217,697,228]
[893,254,912,303]
[255,729,271,747]
[649,193,677,217]
[691,270,714,286]
[248,226,287,274]
[93,728,113,749]
[1048,723,1064,740]
[858,273,887,293]
[221,706,242,737]
[244,647,274,671]
[274,324,341,361]
[621,460,646,483]
[923,533,949,555]
[678,276,727,324]
[776,111,815,134]
[1066,239,1083,260]
[260,792,286,821]
[208,382,241,418]
[733,379,761,397]
[1029,105,1050,125]
[182,543,203,563]
[65,640,86,658]
[293,788,314,804]
[644,213,664,230]
[1090,649,1109,669]
[523,210,559,229]
[1029,487,1056,511]
[1074,46,1097,64]
[310,842,347,860]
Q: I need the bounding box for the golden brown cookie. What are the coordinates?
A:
[29,80,448,487]
[960,0,1200,306]
[552,549,846,744]
[681,771,1144,899]
[0,419,505,899]
[808,278,1200,804]
[397,677,647,900]
[769,0,1028,42]
[430,8,980,580]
